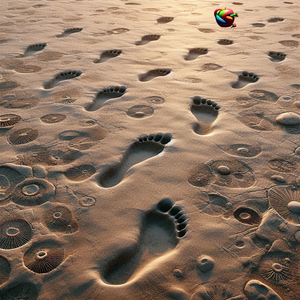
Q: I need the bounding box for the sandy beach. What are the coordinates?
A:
[0,0,300,299]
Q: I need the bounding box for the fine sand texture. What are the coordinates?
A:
[0,0,300,299]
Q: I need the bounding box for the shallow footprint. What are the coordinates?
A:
[268,51,286,62]
[138,68,171,82]
[231,71,259,89]
[56,27,83,38]
[85,86,127,111]
[268,17,284,23]
[98,133,172,188]
[157,17,174,24]
[244,279,283,300]
[184,48,208,61]
[135,34,160,46]
[101,198,187,285]
[43,70,82,89]
[93,49,122,63]
[218,39,233,45]
[191,96,220,135]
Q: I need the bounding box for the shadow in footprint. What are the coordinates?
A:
[184,48,208,61]
[101,198,188,285]
[231,71,259,89]
[85,86,127,112]
[268,17,284,23]
[157,17,174,24]
[138,69,171,82]
[218,39,233,45]
[135,35,160,46]
[268,51,286,62]
[98,133,172,188]
[43,70,82,89]
[56,28,83,38]
[22,43,47,57]
[93,50,122,63]
[252,23,266,27]
[191,96,220,135]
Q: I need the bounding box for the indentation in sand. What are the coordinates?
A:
[101,198,187,284]
[98,133,172,188]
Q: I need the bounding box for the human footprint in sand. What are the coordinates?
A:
[98,133,172,188]
[191,96,220,135]
[101,198,188,285]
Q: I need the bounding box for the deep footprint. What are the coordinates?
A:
[98,133,172,188]
[231,71,259,89]
[191,96,220,135]
[184,48,208,61]
[138,68,171,82]
[56,27,83,38]
[23,43,47,56]
[135,35,160,46]
[85,86,127,111]
[268,51,286,62]
[101,198,188,285]
[93,49,122,63]
[43,70,82,89]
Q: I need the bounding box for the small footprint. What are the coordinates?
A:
[252,23,266,27]
[138,68,171,82]
[85,86,127,111]
[184,48,208,61]
[135,34,160,46]
[268,51,286,62]
[43,70,82,89]
[218,39,233,45]
[23,43,47,57]
[268,17,284,23]
[98,133,172,188]
[56,27,83,38]
[191,96,220,135]
[157,17,174,24]
[93,49,122,63]
[231,71,259,89]
[101,198,187,285]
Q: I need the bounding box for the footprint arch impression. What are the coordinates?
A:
[101,198,188,285]
[191,96,220,135]
[98,133,172,188]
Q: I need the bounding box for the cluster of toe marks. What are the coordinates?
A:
[156,198,188,238]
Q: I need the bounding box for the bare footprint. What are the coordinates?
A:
[157,17,174,24]
[138,68,171,82]
[56,27,83,38]
[191,96,220,135]
[268,51,286,62]
[98,133,172,188]
[100,198,187,285]
[184,48,208,61]
[22,43,47,57]
[135,34,160,46]
[85,86,127,111]
[231,71,259,89]
[268,17,284,23]
[43,70,82,89]
[93,49,122,63]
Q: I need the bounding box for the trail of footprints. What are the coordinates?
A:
[0,9,297,300]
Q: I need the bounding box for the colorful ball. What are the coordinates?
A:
[214,8,238,28]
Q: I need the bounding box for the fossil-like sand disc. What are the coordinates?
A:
[234,206,262,225]
[12,178,55,206]
[40,114,66,124]
[0,114,21,128]
[65,164,96,181]
[0,282,39,300]
[23,240,65,273]
[8,128,38,145]
[276,112,300,126]
[126,105,154,118]
[0,219,33,249]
